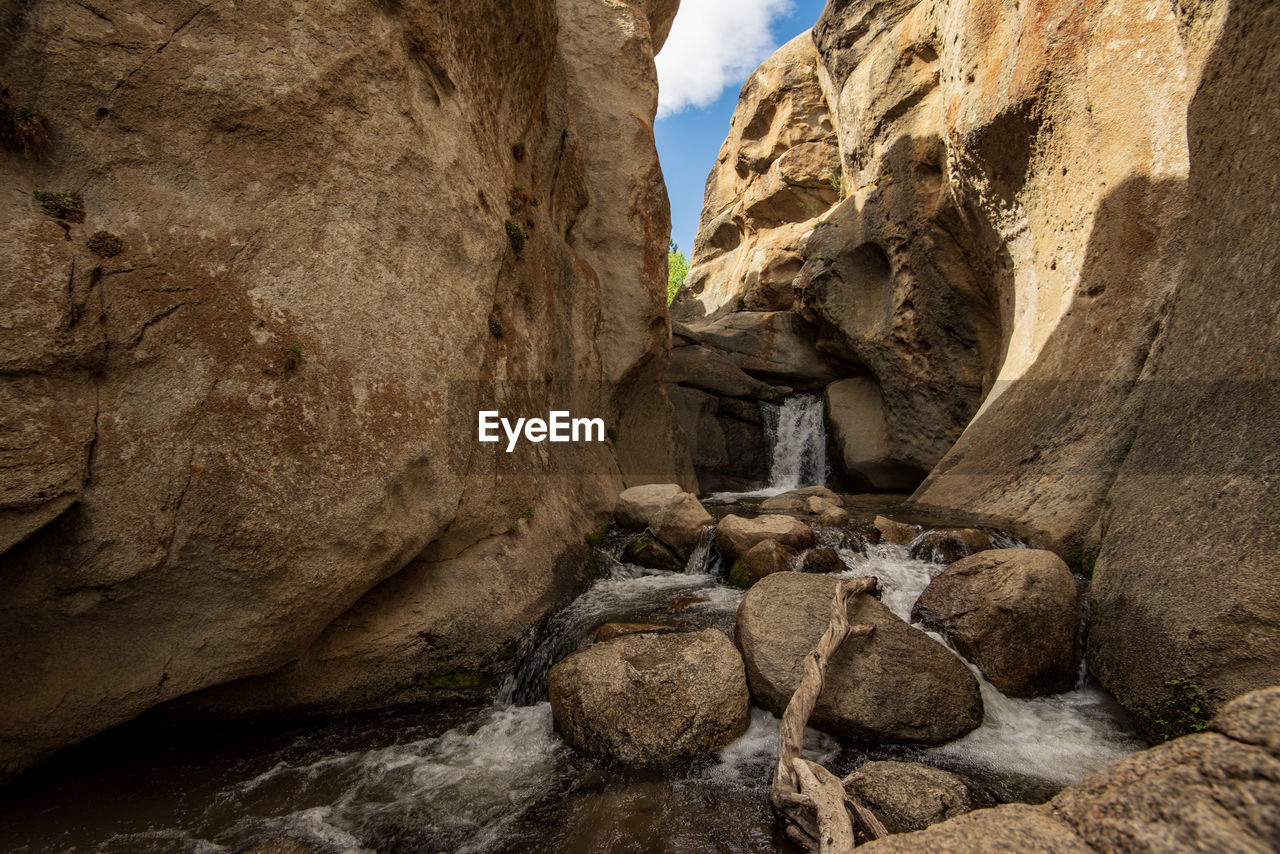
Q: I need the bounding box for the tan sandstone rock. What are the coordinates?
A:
[0,0,691,779]
[714,513,815,559]
[736,572,983,744]
[913,549,1082,698]
[548,628,750,766]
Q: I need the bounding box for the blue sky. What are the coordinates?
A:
[655,0,829,257]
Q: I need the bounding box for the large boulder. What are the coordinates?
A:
[0,0,695,780]
[736,572,983,744]
[826,377,928,490]
[665,345,777,400]
[845,761,973,834]
[908,529,992,564]
[862,686,1280,852]
[614,484,712,557]
[735,538,795,586]
[715,514,815,559]
[912,549,1081,698]
[548,629,750,766]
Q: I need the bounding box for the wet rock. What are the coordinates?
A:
[736,573,983,744]
[548,629,750,766]
[615,484,686,529]
[799,547,845,574]
[594,623,678,643]
[241,841,318,854]
[817,506,852,528]
[666,595,710,612]
[845,760,973,833]
[860,804,1093,853]
[875,515,923,545]
[760,486,842,513]
[737,539,796,586]
[622,530,684,572]
[908,529,992,564]
[614,484,713,558]
[912,549,1081,698]
[715,514,815,559]
[862,686,1280,852]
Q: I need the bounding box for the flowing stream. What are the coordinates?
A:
[0,518,1143,853]
[708,393,829,501]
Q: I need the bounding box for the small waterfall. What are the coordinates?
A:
[683,525,716,574]
[765,393,828,490]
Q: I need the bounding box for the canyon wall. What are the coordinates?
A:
[679,0,1278,737]
[0,0,692,779]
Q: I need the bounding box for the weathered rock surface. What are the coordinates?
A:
[614,483,712,558]
[714,513,815,559]
[913,550,1081,698]
[621,530,684,572]
[798,546,845,574]
[845,761,973,834]
[675,0,1280,735]
[594,622,677,643]
[875,516,922,545]
[736,573,982,744]
[908,529,992,565]
[737,538,795,585]
[615,484,685,529]
[760,485,841,513]
[817,0,1280,733]
[0,0,692,779]
[548,628,750,766]
[665,384,771,493]
[862,686,1280,852]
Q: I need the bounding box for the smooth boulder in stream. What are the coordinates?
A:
[844,761,973,833]
[736,573,983,744]
[715,513,815,558]
[548,629,750,766]
[912,549,1081,698]
[614,484,713,557]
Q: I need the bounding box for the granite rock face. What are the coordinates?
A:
[684,0,1279,735]
[913,549,1082,698]
[862,686,1280,852]
[0,0,692,779]
[736,572,983,744]
[548,628,750,766]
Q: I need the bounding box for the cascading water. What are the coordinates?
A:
[764,393,828,491]
[0,521,1144,853]
[707,393,829,502]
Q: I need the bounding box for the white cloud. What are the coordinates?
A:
[655,0,796,119]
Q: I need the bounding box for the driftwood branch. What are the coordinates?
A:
[771,575,884,851]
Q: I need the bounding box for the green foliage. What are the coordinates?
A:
[1088,598,1103,626]
[86,230,122,258]
[728,560,753,590]
[70,301,86,323]
[521,504,535,519]
[623,530,654,561]
[1124,437,1136,452]
[1066,545,1100,579]
[584,520,613,547]
[396,669,487,692]
[505,219,527,253]
[509,184,530,215]
[544,369,555,383]
[488,303,504,339]
[606,426,618,443]
[0,93,49,157]
[282,343,304,372]
[1153,677,1212,741]
[667,240,689,304]
[512,140,527,161]
[827,170,845,198]
[34,190,83,222]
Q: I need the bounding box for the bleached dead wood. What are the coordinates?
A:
[771,575,887,851]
